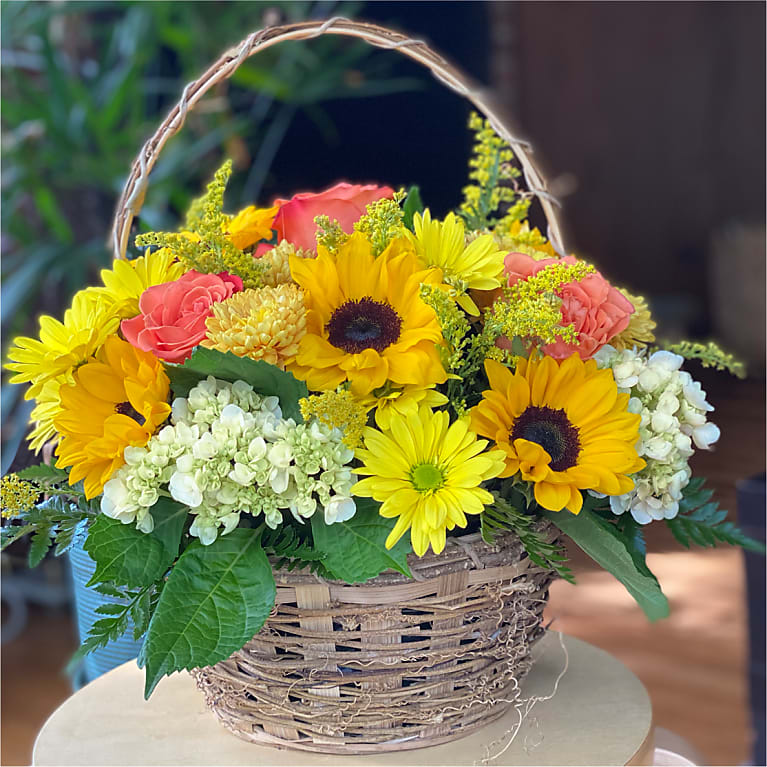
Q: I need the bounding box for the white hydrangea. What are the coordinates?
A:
[102,376,357,544]
[593,346,720,525]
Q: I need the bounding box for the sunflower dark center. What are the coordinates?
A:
[115,401,145,426]
[511,406,580,472]
[326,296,402,354]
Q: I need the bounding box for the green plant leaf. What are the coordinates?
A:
[166,348,307,421]
[402,185,424,230]
[481,494,575,583]
[28,525,53,567]
[16,463,70,484]
[141,528,275,698]
[667,481,765,553]
[311,498,412,583]
[85,497,187,588]
[545,508,670,621]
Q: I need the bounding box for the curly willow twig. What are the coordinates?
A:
[110,17,565,261]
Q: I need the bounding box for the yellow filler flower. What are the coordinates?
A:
[407,209,507,315]
[54,336,171,498]
[353,405,506,556]
[470,356,645,515]
[288,232,447,396]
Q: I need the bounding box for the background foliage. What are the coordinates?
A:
[1,0,423,471]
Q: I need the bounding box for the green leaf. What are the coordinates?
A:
[141,527,275,698]
[1,523,35,551]
[402,185,424,230]
[481,495,575,584]
[166,348,307,421]
[545,508,670,621]
[28,525,53,566]
[16,464,70,484]
[667,481,765,554]
[85,497,187,588]
[311,498,412,583]
[53,516,87,556]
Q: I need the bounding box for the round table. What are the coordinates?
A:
[33,633,654,766]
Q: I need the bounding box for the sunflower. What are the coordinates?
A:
[353,405,506,556]
[470,356,645,514]
[53,336,171,498]
[407,209,507,315]
[288,232,447,396]
[85,248,186,319]
[5,290,120,401]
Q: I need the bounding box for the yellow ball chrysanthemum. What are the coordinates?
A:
[353,405,506,556]
[470,355,645,515]
[5,290,120,400]
[257,240,312,288]
[54,336,171,499]
[611,291,656,350]
[202,284,306,369]
[407,209,507,315]
[84,248,186,319]
[224,205,278,250]
[288,232,447,396]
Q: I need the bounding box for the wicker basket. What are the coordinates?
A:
[110,17,566,755]
[192,529,557,754]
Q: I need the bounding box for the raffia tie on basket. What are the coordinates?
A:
[192,529,558,754]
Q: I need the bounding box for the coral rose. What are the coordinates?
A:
[272,182,394,251]
[122,270,242,363]
[504,252,634,360]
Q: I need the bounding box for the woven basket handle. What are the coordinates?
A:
[111,17,564,260]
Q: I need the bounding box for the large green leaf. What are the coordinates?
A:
[141,528,275,698]
[311,498,412,583]
[84,498,187,588]
[545,508,670,622]
[166,347,307,421]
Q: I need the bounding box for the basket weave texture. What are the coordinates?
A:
[192,528,557,754]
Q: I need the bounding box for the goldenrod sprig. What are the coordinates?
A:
[459,112,531,232]
[662,340,746,379]
[354,190,406,256]
[487,261,595,348]
[135,160,266,289]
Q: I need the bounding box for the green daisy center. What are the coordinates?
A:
[410,462,445,493]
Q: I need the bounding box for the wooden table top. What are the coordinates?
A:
[33,632,654,766]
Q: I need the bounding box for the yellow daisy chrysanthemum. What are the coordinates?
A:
[407,209,507,315]
[353,405,506,556]
[470,356,645,515]
[85,248,186,320]
[27,377,67,453]
[54,336,171,499]
[358,383,449,431]
[202,284,306,369]
[288,232,447,396]
[611,291,656,350]
[224,205,278,250]
[5,290,120,401]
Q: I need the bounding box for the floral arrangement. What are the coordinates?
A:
[2,114,761,698]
